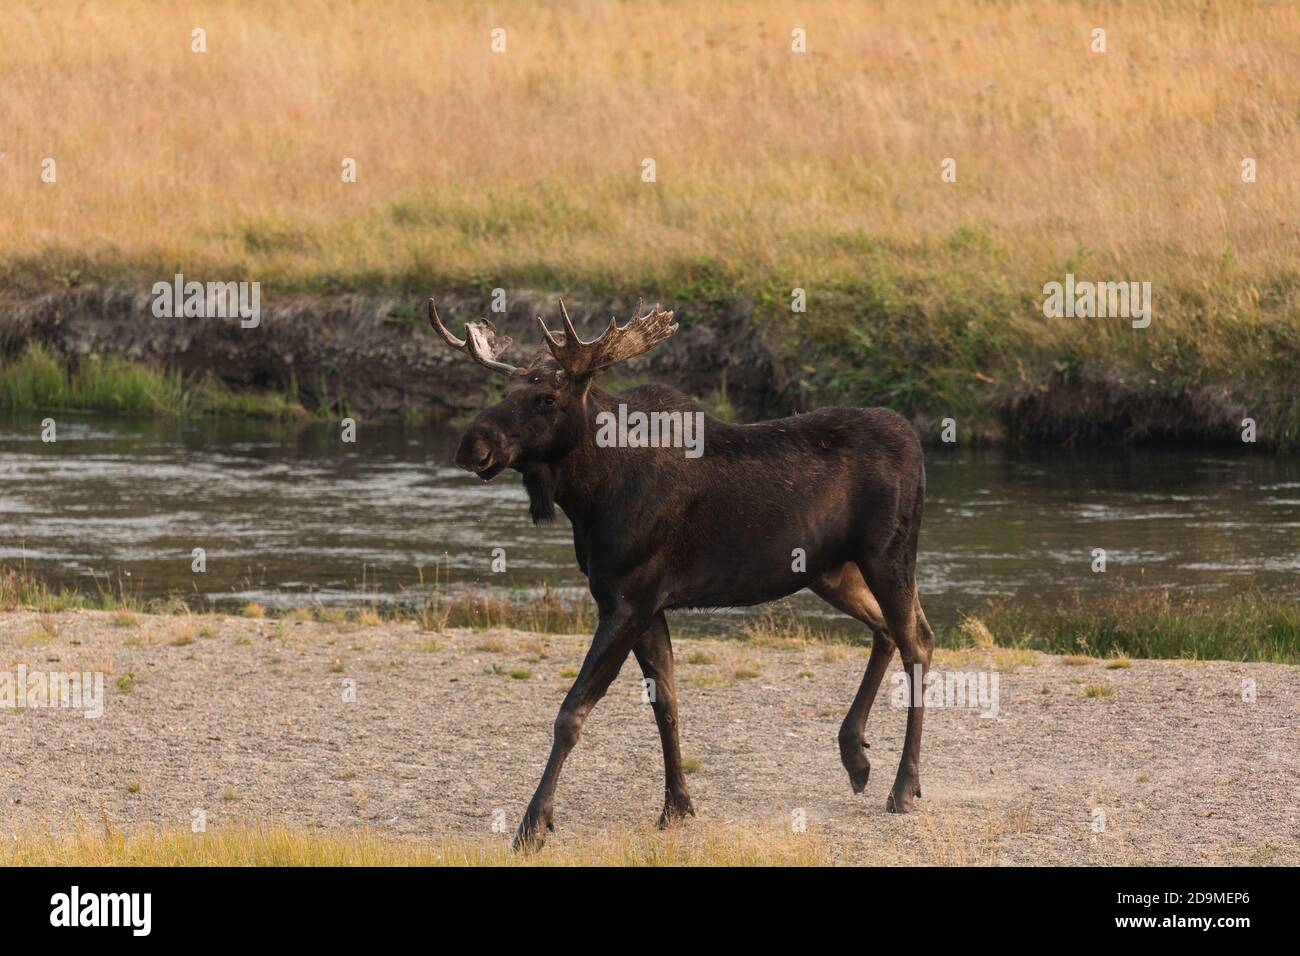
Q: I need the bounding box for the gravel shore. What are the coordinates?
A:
[2,610,1296,865]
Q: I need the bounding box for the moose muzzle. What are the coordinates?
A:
[455,427,507,481]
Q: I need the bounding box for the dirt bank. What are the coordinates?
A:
[0,284,783,419]
[5,282,1288,449]
[2,610,1295,865]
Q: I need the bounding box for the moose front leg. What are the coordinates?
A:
[632,612,695,828]
[514,605,651,851]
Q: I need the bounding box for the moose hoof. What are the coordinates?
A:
[841,741,871,794]
[512,804,555,852]
[657,793,696,829]
[885,782,921,814]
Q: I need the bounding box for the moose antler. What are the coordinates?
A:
[536,299,677,378]
[428,299,524,376]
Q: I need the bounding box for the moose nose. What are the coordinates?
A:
[455,433,494,474]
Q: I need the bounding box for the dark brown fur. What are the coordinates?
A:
[446,314,934,850]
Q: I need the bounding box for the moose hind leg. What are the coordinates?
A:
[812,565,896,795]
[860,554,929,814]
[910,591,936,798]
[632,612,695,827]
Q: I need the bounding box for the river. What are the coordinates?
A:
[2,412,1297,635]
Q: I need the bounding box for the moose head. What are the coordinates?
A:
[429,298,677,484]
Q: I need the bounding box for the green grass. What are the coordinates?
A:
[0,341,304,418]
[0,342,181,414]
[975,590,1300,664]
[0,565,143,614]
[5,252,1300,445]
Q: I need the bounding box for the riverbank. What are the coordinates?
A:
[2,610,1295,866]
[5,565,1298,665]
[2,279,1297,449]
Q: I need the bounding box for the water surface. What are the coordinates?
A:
[2,412,1296,635]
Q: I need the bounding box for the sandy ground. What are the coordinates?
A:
[1,609,1297,865]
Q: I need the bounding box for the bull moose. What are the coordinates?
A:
[430,298,935,850]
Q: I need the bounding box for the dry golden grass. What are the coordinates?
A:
[3,822,831,867]
[2,0,1296,289]
[908,806,1034,866]
[959,616,997,650]
[742,603,841,646]
[932,645,1039,671]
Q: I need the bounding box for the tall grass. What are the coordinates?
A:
[0,564,146,614]
[0,342,181,413]
[3,0,1295,290]
[0,342,302,417]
